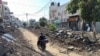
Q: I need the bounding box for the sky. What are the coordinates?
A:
[2,0,70,21]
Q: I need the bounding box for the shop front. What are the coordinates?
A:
[68,15,80,31]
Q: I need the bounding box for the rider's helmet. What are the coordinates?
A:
[40,32,43,36]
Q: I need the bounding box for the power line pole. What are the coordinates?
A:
[25,13,28,27]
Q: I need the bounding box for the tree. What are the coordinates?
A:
[48,23,56,31]
[66,0,100,40]
[39,17,47,27]
[23,22,27,27]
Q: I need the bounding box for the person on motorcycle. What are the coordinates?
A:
[38,33,46,41]
[37,33,48,50]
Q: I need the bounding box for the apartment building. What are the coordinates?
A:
[49,2,81,30]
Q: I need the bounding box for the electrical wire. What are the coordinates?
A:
[13,0,52,16]
[5,1,41,7]
[32,0,52,15]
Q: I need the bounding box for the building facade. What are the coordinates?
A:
[49,2,100,32]
[49,2,81,30]
[3,1,13,25]
[0,1,22,28]
[11,16,22,27]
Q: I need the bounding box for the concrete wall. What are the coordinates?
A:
[96,22,100,33]
[91,22,100,33]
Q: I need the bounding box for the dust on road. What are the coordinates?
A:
[20,28,81,56]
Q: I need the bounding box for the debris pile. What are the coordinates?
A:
[28,28,100,56]
[0,28,37,56]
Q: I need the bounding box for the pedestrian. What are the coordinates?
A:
[86,24,90,31]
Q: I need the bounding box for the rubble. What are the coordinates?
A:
[28,27,100,56]
[2,33,15,42]
[67,46,74,50]
[0,28,38,56]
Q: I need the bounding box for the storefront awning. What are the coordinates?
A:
[54,19,61,24]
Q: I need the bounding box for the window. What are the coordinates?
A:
[58,3,60,6]
[51,2,54,6]
[58,12,60,16]
[5,8,7,10]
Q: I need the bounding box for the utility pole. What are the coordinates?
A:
[25,13,28,27]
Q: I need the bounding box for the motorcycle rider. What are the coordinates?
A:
[37,33,48,46]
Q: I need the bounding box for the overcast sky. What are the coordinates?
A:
[2,0,70,21]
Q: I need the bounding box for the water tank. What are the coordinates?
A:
[51,2,54,6]
[58,2,60,6]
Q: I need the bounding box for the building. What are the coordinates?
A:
[2,1,13,25]
[29,19,36,28]
[0,1,13,25]
[49,2,68,23]
[10,16,22,27]
[49,2,81,30]
[0,1,23,28]
[49,2,100,32]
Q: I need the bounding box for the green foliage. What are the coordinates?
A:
[39,17,47,22]
[23,22,27,27]
[67,0,79,14]
[91,0,100,22]
[67,0,100,39]
[48,23,56,31]
[66,0,100,22]
[39,17,47,27]
[40,21,46,27]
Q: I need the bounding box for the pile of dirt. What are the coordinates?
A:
[28,28,100,56]
[0,28,39,56]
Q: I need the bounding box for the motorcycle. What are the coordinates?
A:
[37,39,48,51]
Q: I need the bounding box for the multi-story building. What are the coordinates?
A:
[2,1,13,25]
[49,2,100,32]
[49,2,81,30]
[11,16,22,27]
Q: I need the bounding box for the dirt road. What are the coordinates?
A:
[20,28,81,56]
